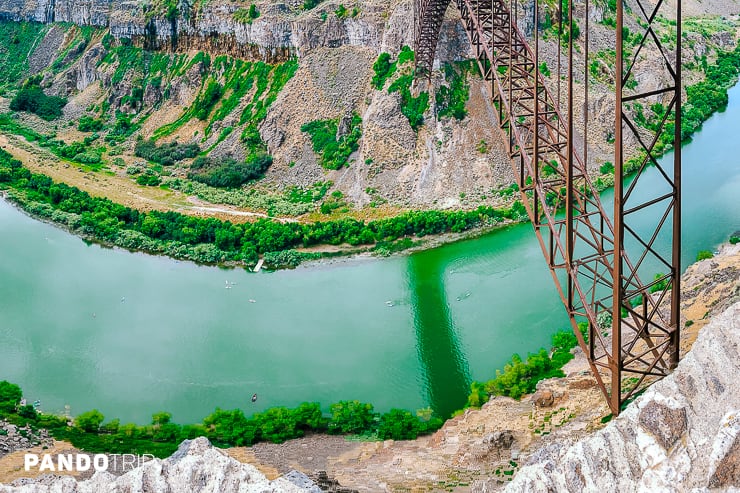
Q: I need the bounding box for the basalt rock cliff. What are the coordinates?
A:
[1,0,735,213]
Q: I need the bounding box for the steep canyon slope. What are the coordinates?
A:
[0,0,738,219]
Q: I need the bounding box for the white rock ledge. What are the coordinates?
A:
[502,302,740,493]
[0,437,309,493]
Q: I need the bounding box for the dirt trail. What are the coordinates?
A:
[0,133,280,223]
[0,442,81,483]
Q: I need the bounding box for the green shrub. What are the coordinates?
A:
[303,0,323,9]
[649,272,671,293]
[730,235,740,245]
[203,408,257,446]
[371,53,395,90]
[254,407,301,443]
[263,249,320,268]
[136,171,162,186]
[292,402,328,431]
[328,400,376,434]
[599,161,614,174]
[73,150,103,164]
[78,116,105,132]
[396,45,414,65]
[377,409,421,440]
[0,381,22,413]
[188,153,272,188]
[436,62,470,120]
[696,250,714,261]
[134,138,200,165]
[76,409,105,433]
[388,73,428,131]
[9,85,67,120]
[18,405,37,419]
[301,113,362,170]
[56,141,103,165]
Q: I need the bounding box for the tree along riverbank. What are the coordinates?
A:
[0,146,529,270]
[0,325,582,458]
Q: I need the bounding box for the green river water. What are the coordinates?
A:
[1,85,739,424]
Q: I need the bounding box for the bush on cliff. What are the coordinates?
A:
[0,381,22,413]
[10,84,67,121]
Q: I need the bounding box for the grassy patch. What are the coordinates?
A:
[0,21,50,89]
[0,379,444,459]
[436,61,474,120]
[233,5,260,24]
[301,113,362,170]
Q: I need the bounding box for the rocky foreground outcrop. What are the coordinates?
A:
[496,301,740,492]
[0,437,322,492]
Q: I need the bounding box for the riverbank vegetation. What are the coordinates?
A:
[0,381,442,457]
[465,325,587,407]
[0,147,527,267]
[0,323,593,458]
[0,324,593,457]
[0,20,737,270]
[588,37,740,192]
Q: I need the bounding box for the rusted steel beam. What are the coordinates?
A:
[414,0,682,415]
[414,0,453,75]
[615,0,682,403]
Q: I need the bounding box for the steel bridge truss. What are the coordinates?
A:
[414,0,681,415]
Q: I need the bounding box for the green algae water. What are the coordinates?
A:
[1,84,739,424]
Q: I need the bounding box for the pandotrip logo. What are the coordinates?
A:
[24,453,155,473]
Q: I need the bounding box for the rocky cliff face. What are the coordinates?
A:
[0,0,470,61]
[501,300,740,492]
[1,0,515,211]
[0,0,737,212]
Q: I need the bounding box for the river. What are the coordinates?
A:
[1,84,739,425]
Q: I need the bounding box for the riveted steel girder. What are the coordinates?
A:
[414,0,681,415]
